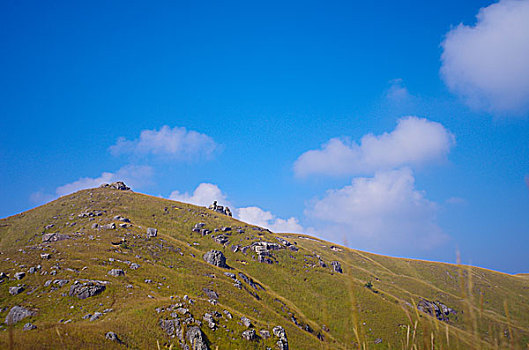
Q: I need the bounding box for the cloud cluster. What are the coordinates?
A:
[109,125,218,159]
[441,0,529,116]
[305,168,448,253]
[237,206,304,233]
[169,183,303,233]
[169,183,229,207]
[294,116,455,177]
[30,165,153,204]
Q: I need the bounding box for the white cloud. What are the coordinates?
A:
[169,183,229,207]
[168,183,303,233]
[305,168,448,254]
[109,125,218,159]
[294,117,455,177]
[30,165,153,205]
[441,0,529,116]
[236,206,304,233]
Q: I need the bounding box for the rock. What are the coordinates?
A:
[105,331,122,343]
[223,310,232,319]
[194,223,205,230]
[203,250,228,268]
[242,329,257,341]
[69,281,106,299]
[91,223,99,229]
[28,267,37,274]
[331,261,342,273]
[260,329,270,339]
[277,339,289,350]
[42,233,70,243]
[273,326,287,340]
[108,269,125,277]
[23,322,37,330]
[89,312,103,321]
[238,272,263,291]
[9,286,25,295]
[160,318,184,341]
[99,181,130,190]
[45,224,54,229]
[40,253,51,259]
[213,235,229,245]
[221,227,231,232]
[203,313,216,329]
[130,263,140,270]
[147,228,158,237]
[53,279,69,287]
[186,326,209,350]
[203,288,218,300]
[417,299,456,322]
[241,316,252,328]
[374,338,382,344]
[14,272,25,280]
[5,306,35,325]
[102,223,116,230]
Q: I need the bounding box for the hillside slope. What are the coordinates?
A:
[0,186,528,349]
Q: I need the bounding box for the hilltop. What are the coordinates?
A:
[0,184,528,349]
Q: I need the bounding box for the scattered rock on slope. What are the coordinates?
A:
[186,326,209,350]
[42,233,69,243]
[5,306,35,325]
[69,281,106,299]
[203,250,228,268]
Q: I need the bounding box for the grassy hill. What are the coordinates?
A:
[0,186,527,349]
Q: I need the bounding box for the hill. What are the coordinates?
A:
[0,184,528,349]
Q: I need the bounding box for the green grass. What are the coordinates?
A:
[0,188,528,349]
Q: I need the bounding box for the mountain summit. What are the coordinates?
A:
[0,184,527,349]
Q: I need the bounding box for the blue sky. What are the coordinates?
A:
[1,0,528,273]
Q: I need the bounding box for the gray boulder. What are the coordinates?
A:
[147,228,158,237]
[9,286,25,295]
[202,288,218,300]
[105,331,122,343]
[14,272,25,280]
[242,329,257,341]
[273,325,289,349]
[186,326,209,350]
[42,233,70,243]
[69,281,106,299]
[5,306,35,325]
[331,261,342,273]
[102,223,116,230]
[23,322,37,330]
[203,250,228,268]
[241,316,252,328]
[108,269,125,277]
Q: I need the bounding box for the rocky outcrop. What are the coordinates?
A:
[42,233,70,243]
[186,326,209,350]
[417,298,456,321]
[5,306,35,325]
[208,201,232,217]
[331,261,343,273]
[105,331,122,344]
[273,326,289,350]
[203,250,228,268]
[108,269,125,277]
[69,281,106,299]
[99,181,130,191]
[242,329,257,341]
